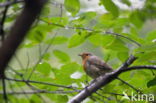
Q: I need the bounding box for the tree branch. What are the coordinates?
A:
[5,77,75,89]
[0,90,78,95]
[0,0,23,7]
[0,0,47,79]
[69,56,156,103]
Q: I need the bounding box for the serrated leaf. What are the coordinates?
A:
[53,50,70,62]
[147,77,156,88]
[100,0,119,17]
[64,0,80,16]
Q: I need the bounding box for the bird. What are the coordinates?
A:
[78,52,113,79]
[78,52,140,92]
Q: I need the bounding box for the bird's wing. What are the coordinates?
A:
[87,56,113,71]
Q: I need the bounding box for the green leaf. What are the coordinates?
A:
[135,51,156,62]
[130,11,143,28]
[36,62,52,75]
[94,13,114,30]
[121,0,131,6]
[117,51,129,62]
[114,18,129,28]
[43,53,51,60]
[100,0,119,17]
[45,36,68,45]
[64,0,80,16]
[53,50,70,62]
[105,38,129,52]
[88,34,114,46]
[71,12,97,25]
[56,95,68,103]
[135,43,156,52]
[68,34,85,48]
[54,62,81,84]
[47,94,68,103]
[29,31,45,43]
[146,30,156,42]
[88,34,103,46]
[147,77,156,88]
[28,24,52,43]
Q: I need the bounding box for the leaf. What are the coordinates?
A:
[47,94,68,103]
[29,31,45,43]
[73,12,96,24]
[53,50,70,62]
[130,11,143,28]
[147,77,156,88]
[68,34,85,48]
[121,0,131,6]
[88,34,114,46]
[136,51,156,62]
[27,24,52,43]
[54,62,81,84]
[135,43,156,52]
[36,62,52,75]
[146,30,156,42]
[88,34,103,46]
[43,53,51,60]
[100,0,119,17]
[105,38,129,52]
[117,51,129,62]
[94,13,114,30]
[45,36,68,45]
[64,0,80,16]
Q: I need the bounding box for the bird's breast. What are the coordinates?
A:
[82,56,90,71]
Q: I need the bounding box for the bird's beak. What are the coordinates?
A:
[78,54,82,56]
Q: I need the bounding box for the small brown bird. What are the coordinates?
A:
[79,52,113,79]
[79,52,140,92]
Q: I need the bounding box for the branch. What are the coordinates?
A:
[0,0,10,41]
[41,19,141,47]
[2,78,8,103]
[0,0,23,7]
[5,78,76,89]
[122,65,156,72]
[70,56,156,103]
[0,90,79,95]
[0,0,48,78]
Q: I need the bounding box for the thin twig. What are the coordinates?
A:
[2,77,8,103]
[0,0,23,7]
[27,33,58,80]
[5,77,76,89]
[41,19,141,47]
[0,0,10,41]
[0,90,79,95]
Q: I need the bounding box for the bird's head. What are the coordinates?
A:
[78,52,93,59]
